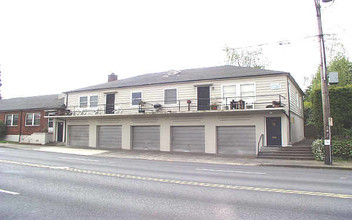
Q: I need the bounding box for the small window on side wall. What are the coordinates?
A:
[164,89,177,105]
[132,92,142,105]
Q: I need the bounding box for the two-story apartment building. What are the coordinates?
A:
[48,65,304,156]
[0,94,65,144]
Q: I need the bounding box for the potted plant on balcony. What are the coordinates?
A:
[211,103,218,110]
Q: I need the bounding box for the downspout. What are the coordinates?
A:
[286,76,292,144]
[65,93,68,107]
[63,119,67,144]
[64,93,68,144]
[18,110,23,142]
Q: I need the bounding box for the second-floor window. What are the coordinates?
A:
[25,113,40,126]
[222,85,237,104]
[5,114,19,126]
[132,92,142,106]
[79,95,98,108]
[80,97,88,108]
[90,96,98,108]
[164,89,177,105]
[240,84,255,100]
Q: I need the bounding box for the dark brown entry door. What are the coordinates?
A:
[106,94,115,114]
[266,117,282,146]
[57,122,64,142]
[197,86,210,110]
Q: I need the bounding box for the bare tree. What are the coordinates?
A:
[224,46,268,69]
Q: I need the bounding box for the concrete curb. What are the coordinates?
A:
[258,163,352,171]
[1,144,352,171]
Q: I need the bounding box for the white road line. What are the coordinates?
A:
[59,157,99,162]
[49,166,70,170]
[0,188,20,195]
[196,168,266,175]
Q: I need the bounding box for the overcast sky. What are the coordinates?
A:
[1,0,351,99]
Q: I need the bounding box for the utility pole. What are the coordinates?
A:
[314,0,332,165]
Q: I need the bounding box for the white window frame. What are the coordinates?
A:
[239,83,256,99]
[5,114,19,126]
[131,91,143,106]
[78,95,99,109]
[240,83,256,109]
[48,118,54,133]
[163,88,178,105]
[221,82,256,108]
[89,95,99,108]
[25,113,41,126]
[79,96,88,108]
[296,92,302,109]
[221,84,238,105]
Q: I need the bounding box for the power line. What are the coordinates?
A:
[225,33,337,50]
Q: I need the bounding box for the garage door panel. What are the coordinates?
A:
[217,126,256,156]
[98,125,122,149]
[69,125,89,147]
[132,126,160,151]
[171,126,205,153]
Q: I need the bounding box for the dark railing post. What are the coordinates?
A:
[179,100,181,112]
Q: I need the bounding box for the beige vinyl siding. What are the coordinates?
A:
[66,75,289,113]
[67,91,107,112]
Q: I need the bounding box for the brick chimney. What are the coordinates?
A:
[108,73,118,82]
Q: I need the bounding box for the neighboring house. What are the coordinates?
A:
[48,65,304,156]
[0,94,66,144]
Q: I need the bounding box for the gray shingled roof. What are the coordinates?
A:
[0,94,65,111]
[67,65,288,93]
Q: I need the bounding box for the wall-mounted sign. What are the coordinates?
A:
[270,83,281,90]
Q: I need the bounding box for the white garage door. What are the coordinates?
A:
[68,125,89,147]
[171,126,205,153]
[217,126,256,156]
[97,125,122,149]
[132,126,160,150]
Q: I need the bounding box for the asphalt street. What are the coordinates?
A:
[0,147,352,220]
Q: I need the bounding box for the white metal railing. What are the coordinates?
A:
[55,94,286,116]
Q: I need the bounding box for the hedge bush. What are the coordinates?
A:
[311,85,352,138]
[312,138,352,160]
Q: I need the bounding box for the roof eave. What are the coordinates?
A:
[66,71,288,94]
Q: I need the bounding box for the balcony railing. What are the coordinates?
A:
[55,94,286,116]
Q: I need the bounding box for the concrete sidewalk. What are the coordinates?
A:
[1,142,352,170]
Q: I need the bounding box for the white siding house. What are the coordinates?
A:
[47,65,304,156]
